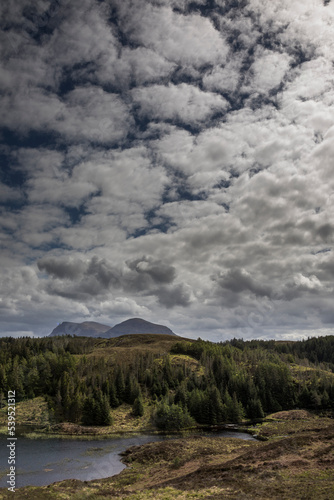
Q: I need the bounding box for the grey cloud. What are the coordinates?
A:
[0,183,23,203]
[317,223,333,242]
[1,89,63,135]
[38,256,86,280]
[321,307,334,325]
[202,59,242,94]
[37,255,187,310]
[2,0,334,339]
[126,256,176,285]
[278,273,324,301]
[154,283,192,309]
[214,268,273,298]
[38,255,122,292]
[45,279,103,301]
[317,254,334,279]
[85,257,123,289]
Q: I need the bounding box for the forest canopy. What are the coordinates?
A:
[0,335,333,428]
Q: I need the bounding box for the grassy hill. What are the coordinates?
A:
[0,334,333,435]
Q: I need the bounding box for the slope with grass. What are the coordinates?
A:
[0,334,333,436]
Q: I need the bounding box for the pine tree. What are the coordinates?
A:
[82,396,97,426]
[174,383,188,408]
[68,391,83,423]
[207,386,224,424]
[115,367,125,402]
[247,397,264,420]
[132,395,144,417]
[97,393,113,426]
[155,402,194,430]
[224,390,245,423]
[188,389,205,423]
[109,380,119,408]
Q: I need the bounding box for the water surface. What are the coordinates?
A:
[0,431,255,488]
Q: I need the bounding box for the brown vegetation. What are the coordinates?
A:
[1,412,333,500]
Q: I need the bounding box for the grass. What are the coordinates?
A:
[0,335,333,498]
[0,396,53,435]
[83,334,185,365]
[0,395,159,438]
[1,412,333,500]
[250,410,334,439]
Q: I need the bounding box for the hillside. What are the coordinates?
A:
[0,334,334,498]
[0,334,333,433]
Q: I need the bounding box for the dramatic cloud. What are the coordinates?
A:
[1,0,334,339]
[36,254,190,309]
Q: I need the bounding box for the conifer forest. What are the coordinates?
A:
[1,334,333,430]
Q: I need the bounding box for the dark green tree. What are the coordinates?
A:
[109,380,120,408]
[132,395,144,417]
[155,402,194,431]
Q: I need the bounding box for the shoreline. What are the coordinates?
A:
[0,412,332,498]
[0,421,258,440]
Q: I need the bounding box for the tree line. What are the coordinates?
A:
[0,335,333,429]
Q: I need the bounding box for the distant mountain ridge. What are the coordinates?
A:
[49,318,176,338]
[49,321,110,338]
[105,318,175,337]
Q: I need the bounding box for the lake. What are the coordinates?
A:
[0,431,255,489]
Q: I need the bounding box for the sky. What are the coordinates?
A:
[0,0,334,341]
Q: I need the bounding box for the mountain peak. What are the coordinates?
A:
[48,317,175,338]
[49,321,110,338]
[105,318,175,337]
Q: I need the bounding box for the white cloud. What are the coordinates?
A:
[97,47,176,88]
[243,49,291,94]
[57,86,132,144]
[132,83,229,126]
[117,4,229,68]
[203,59,242,94]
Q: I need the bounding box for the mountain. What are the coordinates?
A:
[48,318,176,338]
[104,318,176,337]
[49,321,110,338]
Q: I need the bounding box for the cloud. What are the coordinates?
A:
[0,182,23,204]
[38,256,86,280]
[1,85,132,144]
[1,0,334,340]
[116,3,229,68]
[126,256,176,285]
[279,273,326,301]
[96,46,177,88]
[154,283,192,308]
[242,49,291,94]
[213,268,273,299]
[36,254,191,311]
[132,83,229,127]
[55,86,132,144]
[202,59,242,94]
